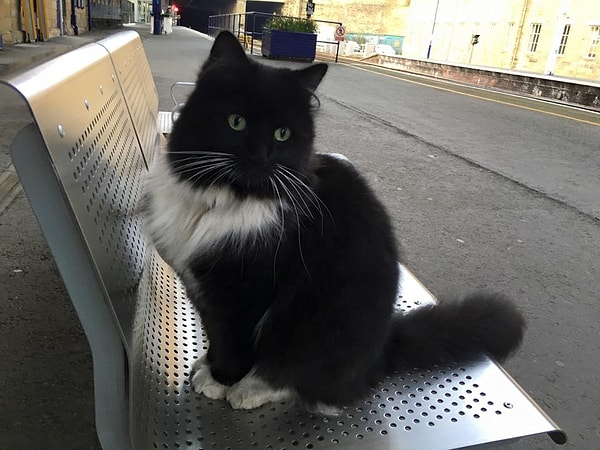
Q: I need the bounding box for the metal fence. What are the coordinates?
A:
[208,11,342,62]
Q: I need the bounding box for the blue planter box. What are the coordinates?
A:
[262,29,317,62]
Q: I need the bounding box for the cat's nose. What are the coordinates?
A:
[248,145,272,166]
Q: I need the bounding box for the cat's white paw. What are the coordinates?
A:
[226,371,292,410]
[191,356,229,400]
[309,402,343,416]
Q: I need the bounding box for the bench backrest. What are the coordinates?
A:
[5,34,152,348]
[98,31,159,166]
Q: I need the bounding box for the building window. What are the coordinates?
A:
[587,25,600,58]
[528,23,542,52]
[557,24,570,55]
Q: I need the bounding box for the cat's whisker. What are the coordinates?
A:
[169,153,236,185]
[273,173,311,278]
[166,150,234,158]
[171,155,234,167]
[183,162,225,184]
[175,157,233,166]
[289,177,319,221]
[174,160,231,176]
[278,165,334,226]
[170,158,206,170]
[276,166,325,223]
[268,176,286,280]
[273,173,309,224]
[177,164,232,186]
[206,165,236,190]
[191,164,228,185]
[176,161,231,173]
[168,152,235,170]
[273,174,308,238]
[274,169,315,221]
[190,154,234,161]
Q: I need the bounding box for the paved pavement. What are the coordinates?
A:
[1,22,599,450]
[0,26,129,217]
[0,31,113,76]
[317,60,600,450]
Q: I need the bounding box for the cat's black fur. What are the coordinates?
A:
[147,31,525,408]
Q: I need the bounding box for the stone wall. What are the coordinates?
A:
[45,1,61,39]
[283,0,410,35]
[0,0,89,46]
[0,0,23,45]
[62,4,90,37]
[364,53,600,110]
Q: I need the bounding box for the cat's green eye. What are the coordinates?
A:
[274,127,292,142]
[228,114,247,131]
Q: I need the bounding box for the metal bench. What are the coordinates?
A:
[1,30,567,450]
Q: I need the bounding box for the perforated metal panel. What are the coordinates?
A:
[131,258,566,449]
[157,111,173,134]
[8,42,147,345]
[98,31,159,166]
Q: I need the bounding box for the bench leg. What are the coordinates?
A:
[11,125,132,450]
[91,338,131,450]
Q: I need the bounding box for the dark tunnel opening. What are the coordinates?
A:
[174,0,284,34]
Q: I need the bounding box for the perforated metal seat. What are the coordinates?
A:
[2,31,567,449]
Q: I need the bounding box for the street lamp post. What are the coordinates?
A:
[152,0,161,35]
[469,34,480,64]
[427,0,441,58]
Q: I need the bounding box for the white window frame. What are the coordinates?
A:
[528,23,542,53]
[557,24,570,55]
[586,25,600,58]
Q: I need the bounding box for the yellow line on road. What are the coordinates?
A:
[333,60,600,128]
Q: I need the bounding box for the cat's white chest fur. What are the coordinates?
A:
[144,153,281,271]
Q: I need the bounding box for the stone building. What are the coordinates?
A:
[386,0,600,80]
[0,0,22,44]
[283,0,410,35]
[1,0,90,45]
[0,0,137,46]
[3,0,598,80]
[280,0,600,80]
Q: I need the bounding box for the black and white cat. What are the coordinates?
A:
[143,31,525,412]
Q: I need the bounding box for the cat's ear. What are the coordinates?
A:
[208,31,248,64]
[296,63,328,93]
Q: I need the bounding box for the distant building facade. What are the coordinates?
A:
[0,0,140,45]
[283,0,410,35]
[1,0,89,44]
[393,0,600,80]
[279,0,599,80]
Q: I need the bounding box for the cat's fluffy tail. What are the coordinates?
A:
[385,293,525,370]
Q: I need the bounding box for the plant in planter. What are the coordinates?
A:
[262,16,319,62]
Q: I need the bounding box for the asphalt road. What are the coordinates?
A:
[1,25,599,449]
[313,61,600,449]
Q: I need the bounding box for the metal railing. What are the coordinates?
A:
[208,11,342,62]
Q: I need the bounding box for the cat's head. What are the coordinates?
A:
[167,31,328,199]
